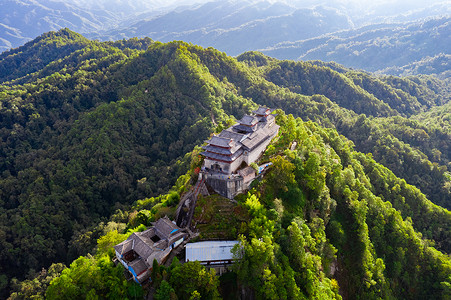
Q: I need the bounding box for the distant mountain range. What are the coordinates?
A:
[91,1,353,56]
[0,0,118,52]
[381,53,451,79]
[0,0,450,77]
[261,17,451,77]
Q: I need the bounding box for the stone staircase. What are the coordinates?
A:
[175,173,209,229]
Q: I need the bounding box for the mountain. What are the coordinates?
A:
[93,1,353,56]
[1,30,450,298]
[380,53,451,80]
[63,0,204,16]
[261,17,451,74]
[0,0,116,52]
[1,0,449,80]
[13,112,451,299]
[348,0,451,25]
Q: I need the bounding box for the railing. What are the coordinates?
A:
[193,177,205,197]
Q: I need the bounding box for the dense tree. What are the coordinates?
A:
[1,29,450,298]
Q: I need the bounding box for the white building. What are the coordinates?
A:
[185,240,240,265]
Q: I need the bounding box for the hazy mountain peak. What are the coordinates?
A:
[0,0,449,75]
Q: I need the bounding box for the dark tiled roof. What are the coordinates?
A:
[154,216,179,238]
[238,115,258,126]
[256,114,275,124]
[137,270,151,282]
[146,247,172,266]
[202,145,231,155]
[200,148,244,162]
[140,227,155,237]
[114,217,185,261]
[266,114,275,122]
[219,130,248,142]
[113,239,133,255]
[253,107,270,116]
[131,233,154,259]
[153,240,169,251]
[239,166,256,177]
[241,125,279,150]
[168,231,187,245]
[129,258,148,276]
[234,124,256,133]
[202,145,239,155]
[206,136,233,148]
[114,216,188,283]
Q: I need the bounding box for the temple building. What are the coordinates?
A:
[113,216,187,284]
[200,107,279,198]
[201,107,279,175]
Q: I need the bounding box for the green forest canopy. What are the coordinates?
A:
[0,29,450,298]
[9,112,451,299]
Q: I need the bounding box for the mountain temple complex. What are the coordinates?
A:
[114,107,278,284]
[200,107,279,198]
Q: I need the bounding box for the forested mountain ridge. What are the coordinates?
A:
[0,28,153,84]
[1,29,450,298]
[261,16,451,77]
[0,30,256,297]
[9,114,451,299]
[380,53,451,80]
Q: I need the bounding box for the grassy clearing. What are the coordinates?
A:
[192,194,249,240]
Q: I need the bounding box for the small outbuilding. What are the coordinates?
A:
[185,240,239,265]
[114,216,187,284]
[238,166,256,185]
